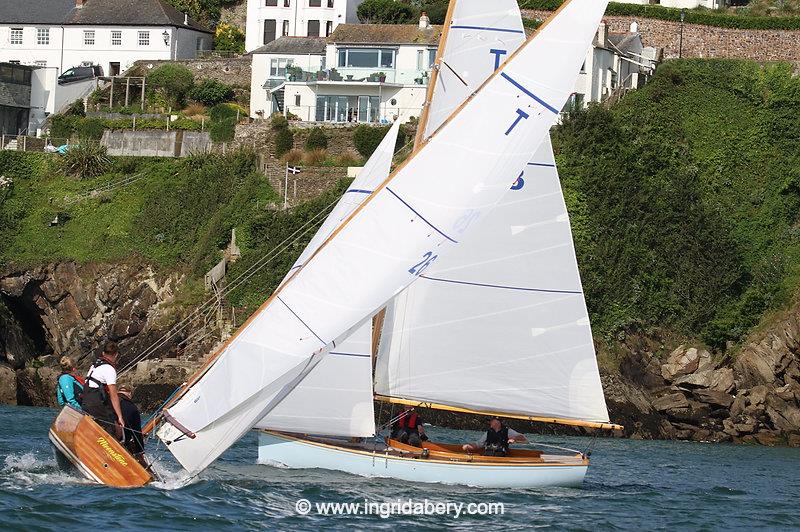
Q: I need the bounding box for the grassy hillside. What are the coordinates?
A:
[1,59,798,352]
[553,59,800,348]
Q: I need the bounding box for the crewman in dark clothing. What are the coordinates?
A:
[82,341,124,440]
[118,384,147,467]
[390,405,427,446]
[462,417,527,456]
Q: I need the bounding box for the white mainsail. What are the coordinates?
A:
[158,0,608,475]
[422,0,528,140]
[375,136,610,423]
[254,122,402,437]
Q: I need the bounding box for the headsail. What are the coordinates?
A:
[254,122,403,437]
[375,136,610,424]
[157,0,609,475]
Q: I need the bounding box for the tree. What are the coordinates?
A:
[357,0,418,24]
[147,64,195,110]
[214,22,245,54]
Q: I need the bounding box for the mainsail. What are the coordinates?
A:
[375,0,610,425]
[254,122,402,437]
[157,0,609,475]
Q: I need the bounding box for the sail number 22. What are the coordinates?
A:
[409,251,438,276]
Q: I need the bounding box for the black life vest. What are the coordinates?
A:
[58,372,85,405]
[397,411,419,430]
[85,358,115,403]
[484,426,509,456]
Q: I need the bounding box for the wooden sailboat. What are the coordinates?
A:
[138,0,612,487]
[49,406,151,488]
[255,0,621,488]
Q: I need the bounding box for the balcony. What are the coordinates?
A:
[266,67,430,87]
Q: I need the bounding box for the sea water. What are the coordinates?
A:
[1,405,798,530]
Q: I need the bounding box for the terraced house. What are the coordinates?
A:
[0,0,212,77]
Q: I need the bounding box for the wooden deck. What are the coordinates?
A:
[49,406,152,488]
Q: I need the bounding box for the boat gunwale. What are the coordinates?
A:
[260,430,589,468]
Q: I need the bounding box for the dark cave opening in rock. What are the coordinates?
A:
[1,287,52,361]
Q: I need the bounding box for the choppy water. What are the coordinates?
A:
[1,405,798,530]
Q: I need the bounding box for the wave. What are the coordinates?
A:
[1,452,87,490]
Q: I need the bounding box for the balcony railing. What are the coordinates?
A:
[269,67,431,87]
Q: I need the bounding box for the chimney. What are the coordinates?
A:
[75,0,86,7]
[629,21,639,34]
[419,11,430,30]
[597,20,608,47]
[184,12,189,25]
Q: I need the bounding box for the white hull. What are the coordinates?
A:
[257,431,588,488]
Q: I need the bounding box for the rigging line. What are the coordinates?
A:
[439,59,469,88]
[419,274,582,294]
[118,199,339,375]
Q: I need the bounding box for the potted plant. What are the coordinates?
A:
[378,72,387,83]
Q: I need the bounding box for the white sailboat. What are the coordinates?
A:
[128,0,613,489]
[256,0,619,488]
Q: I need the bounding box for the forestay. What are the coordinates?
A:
[422,0,527,139]
[374,136,610,423]
[253,123,402,437]
[157,0,608,475]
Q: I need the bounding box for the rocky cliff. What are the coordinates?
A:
[0,261,217,409]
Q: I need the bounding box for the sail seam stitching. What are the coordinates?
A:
[385,187,458,243]
[450,25,525,35]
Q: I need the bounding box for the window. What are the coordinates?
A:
[266,0,278,5]
[196,37,204,51]
[325,21,333,36]
[358,95,380,123]
[284,0,290,6]
[309,0,321,6]
[37,28,49,45]
[263,19,277,44]
[294,94,301,106]
[315,95,348,122]
[138,31,150,46]
[10,28,23,45]
[338,48,395,69]
[307,20,320,37]
[327,0,334,6]
[270,58,293,77]
[111,31,122,46]
[282,20,290,36]
[84,30,95,46]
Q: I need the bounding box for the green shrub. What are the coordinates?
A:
[75,118,105,140]
[146,64,195,109]
[210,102,241,122]
[189,79,235,107]
[209,117,236,142]
[357,0,418,23]
[270,113,288,130]
[65,99,86,117]
[274,128,294,157]
[353,124,405,159]
[60,143,111,179]
[213,22,245,54]
[50,116,79,139]
[304,127,328,151]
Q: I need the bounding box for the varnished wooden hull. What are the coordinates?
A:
[49,406,152,488]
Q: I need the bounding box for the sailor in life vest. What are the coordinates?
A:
[391,405,427,446]
[56,356,84,410]
[462,417,527,457]
[82,341,125,439]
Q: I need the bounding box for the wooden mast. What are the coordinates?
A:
[374,394,625,431]
[146,0,579,438]
[370,0,459,359]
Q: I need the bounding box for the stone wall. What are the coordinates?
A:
[101,130,213,157]
[130,57,252,87]
[523,10,800,61]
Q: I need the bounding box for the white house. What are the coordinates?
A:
[245,0,365,53]
[250,20,439,123]
[0,0,212,78]
[569,21,659,110]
